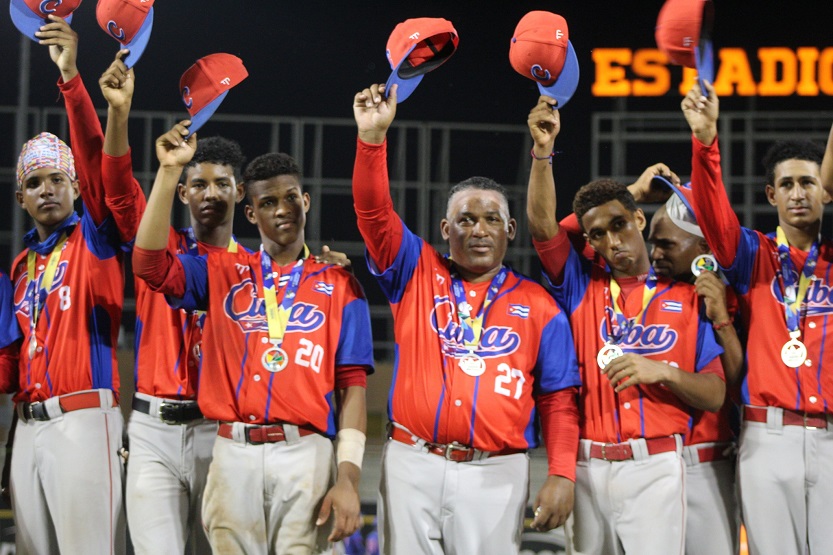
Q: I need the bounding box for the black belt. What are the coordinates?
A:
[132,397,203,424]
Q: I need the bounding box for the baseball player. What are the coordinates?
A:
[125,130,245,553]
[133,122,374,554]
[353,83,581,555]
[684,81,833,555]
[526,95,726,555]
[646,189,743,555]
[8,16,145,555]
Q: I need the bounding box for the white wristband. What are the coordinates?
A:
[336,428,366,469]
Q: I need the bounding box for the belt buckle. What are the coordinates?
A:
[26,402,38,422]
[601,443,611,461]
[444,442,471,462]
[158,402,180,425]
[804,413,821,430]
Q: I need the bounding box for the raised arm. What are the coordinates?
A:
[526,96,561,241]
[822,122,833,198]
[351,83,403,269]
[36,15,107,223]
[133,122,196,295]
[100,50,146,242]
[682,82,741,268]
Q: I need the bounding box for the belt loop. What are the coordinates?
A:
[682,445,698,466]
[283,424,301,445]
[43,397,63,420]
[766,406,785,435]
[578,439,592,462]
[232,422,248,444]
[629,438,650,463]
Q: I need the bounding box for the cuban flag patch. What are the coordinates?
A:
[313,281,334,296]
[508,304,530,318]
[661,300,683,313]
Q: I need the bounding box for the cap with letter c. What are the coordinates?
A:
[10,0,83,41]
[509,11,580,109]
[179,53,249,135]
[384,17,459,103]
[95,0,154,68]
[655,0,715,93]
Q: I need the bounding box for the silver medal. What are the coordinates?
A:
[459,354,486,377]
[691,254,718,276]
[781,334,807,368]
[597,343,624,370]
[28,336,37,359]
[262,346,289,373]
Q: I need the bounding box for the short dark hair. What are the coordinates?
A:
[446,176,511,220]
[763,139,823,186]
[573,178,638,232]
[180,136,245,183]
[242,152,302,198]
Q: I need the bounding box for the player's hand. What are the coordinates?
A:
[354,83,397,145]
[627,163,679,203]
[531,475,574,531]
[694,271,731,325]
[527,95,560,157]
[155,121,196,168]
[35,15,78,82]
[314,245,352,269]
[316,464,362,542]
[99,50,134,112]
[602,353,671,393]
[681,80,719,146]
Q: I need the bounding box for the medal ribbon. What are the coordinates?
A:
[776,227,819,334]
[259,244,310,344]
[186,228,238,255]
[26,233,68,338]
[451,266,508,350]
[606,266,658,344]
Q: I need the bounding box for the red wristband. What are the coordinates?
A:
[712,319,733,331]
[531,147,554,164]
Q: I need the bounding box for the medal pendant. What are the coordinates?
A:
[781,334,807,368]
[597,343,624,370]
[459,354,486,377]
[691,254,718,276]
[262,346,289,373]
[28,337,37,359]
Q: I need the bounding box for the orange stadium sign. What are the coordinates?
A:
[592,47,833,97]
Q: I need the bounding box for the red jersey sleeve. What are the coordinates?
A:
[353,138,403,270]
[101,151,147,243]
[335,365,369,389]
[133,246,187,298]
[58,75,108,226]
[532,230,573,286]
[538,387,580,480]
[690,136,742,268]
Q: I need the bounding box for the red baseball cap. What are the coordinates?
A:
[385,17,459,103]
[509,11,580,109]
[10,0,82,41]
[655,0,714,90]
[179,53,248,135]
[96,0,154,68]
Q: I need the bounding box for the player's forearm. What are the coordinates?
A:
[527,158,560,241]
[353,138,402,268]
[822,122,833,197]
[336,386,367,486]
[690,136,740,268]
[538,387,579,481]
[714,326,744,385]
[664,368,726,412]
[136,166,181,251]
[103,105,130,157]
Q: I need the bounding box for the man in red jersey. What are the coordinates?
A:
[527,94,725,555]
[685,80,833,555]
[353,82,581,555]
[134,121,374,554]
[8,16,144,555]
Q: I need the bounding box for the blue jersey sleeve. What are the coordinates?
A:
[544,244,592,315]
[535,310,581,394]
[336,297,375,370]
[169,254,209,312]
[0,273,22,349]
[80,208,121,260]
[365,217,424,304]
[720,226,759,296]
[695,307,725,372]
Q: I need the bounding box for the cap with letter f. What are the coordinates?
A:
[655,0,715,93]
[10,0,83,41]
[96,0,154,68]
[509,11,580,109]
[385,17,459,103]
[180,53,249,135]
